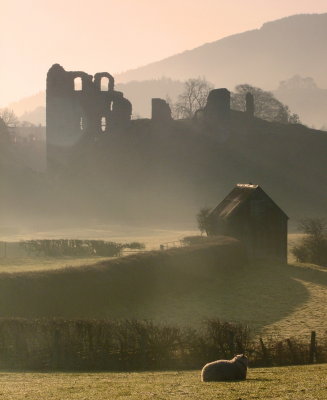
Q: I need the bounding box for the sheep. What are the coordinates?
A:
[201,354,248,382]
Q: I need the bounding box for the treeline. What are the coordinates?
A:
[19,239,145,257]
[292,218,327,266]
[0,319,325,371]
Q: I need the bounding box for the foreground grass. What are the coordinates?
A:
[0,364,326,400]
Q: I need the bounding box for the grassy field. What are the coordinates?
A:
[0,236,325,338]
[0,232,301,273]
[0,364,326,400]
[262,263,327,338]
[0,225,198,251]
[0,256,113,273]
[0,226,197,273]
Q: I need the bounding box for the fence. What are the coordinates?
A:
[159,240,184,250]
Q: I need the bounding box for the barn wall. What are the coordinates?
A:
[211,190,288,263]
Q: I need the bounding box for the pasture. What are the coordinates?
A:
[0,234,325,338]
[0,364,326,400]
[0,256,112,273]
[0,229,301,273]
[0,225,197,273]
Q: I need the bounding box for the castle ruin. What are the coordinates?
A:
[46,64,132,167]
[46,64,256,170]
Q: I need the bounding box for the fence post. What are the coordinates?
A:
[309,331,316,364]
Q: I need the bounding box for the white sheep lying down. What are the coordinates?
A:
[201,354,248,382]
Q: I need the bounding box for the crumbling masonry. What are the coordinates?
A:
[46,64,255,169]
[46,64,132,165]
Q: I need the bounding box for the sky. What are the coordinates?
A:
[1,0,327,106]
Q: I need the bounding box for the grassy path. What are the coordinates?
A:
[263,278,327,338]
[0,364,326,400]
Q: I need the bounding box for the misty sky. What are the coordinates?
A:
[1,0,326,106]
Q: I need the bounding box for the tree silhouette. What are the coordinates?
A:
[0,108,19,127]
[292,218,327,265]
[172,78,213,119]
[197,207,215,235]
[231,84,300,124]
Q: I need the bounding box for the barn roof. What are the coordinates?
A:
[210,183,288,220]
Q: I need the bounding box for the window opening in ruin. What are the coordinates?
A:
[101,77,109,91]
[109,101,113,111]
[80,117,84,131]
[74,77,82,91]
[101,117,106,132]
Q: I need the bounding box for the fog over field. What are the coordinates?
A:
[2,8,327,278]
[1,2,327,397]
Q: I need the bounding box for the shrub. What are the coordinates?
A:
[0,318,324,371]
[292,218,327,266]
[196,207,216,235]
[181,236,207,246]
[19,239,145,258]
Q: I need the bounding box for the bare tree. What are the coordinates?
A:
[299,218,326,241]
[197,207,215,235]
[0,108,19,127]
[231,84,300,124]
[0,117,8,141]
[173,78,214,119]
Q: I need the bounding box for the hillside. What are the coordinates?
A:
[275,75,327,129]
[52,112,327,225]
[116,14,327,90]
[2,108,327,228]
[7,14,327,124]
[0,237,326,338]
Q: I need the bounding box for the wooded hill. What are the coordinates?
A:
[2,107,327,228]
[44,110,327,226]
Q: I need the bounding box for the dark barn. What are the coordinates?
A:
[207,184,288,263]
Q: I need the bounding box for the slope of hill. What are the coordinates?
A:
[8,92,45,117]
[3,109,327,228]
[0,237,326,338]
[20,106,46,126]
[116,14,327,90]
[275,75,327,129]
[7,14,327,124]
[49,112,327,225]
[117,78,184,117]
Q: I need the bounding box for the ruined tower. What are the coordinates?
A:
[204,89,231,121]
[46,64,132,170]
[151,98,172,122]
[245,92,255,117]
